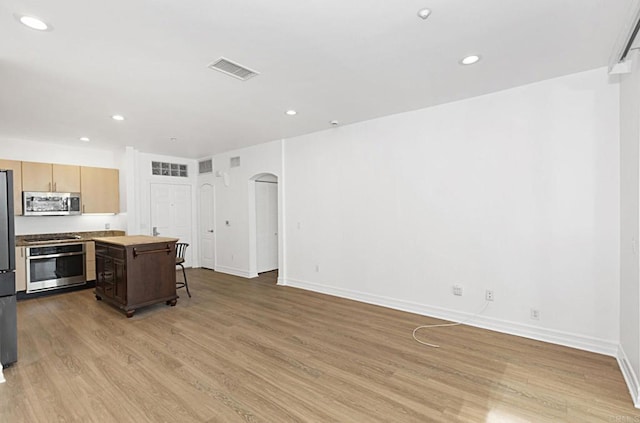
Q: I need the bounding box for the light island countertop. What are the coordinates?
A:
[92,235,179,246]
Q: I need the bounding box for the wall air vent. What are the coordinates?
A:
[230,156,240,168]
[198,159,213,174]
[208,57,259,81]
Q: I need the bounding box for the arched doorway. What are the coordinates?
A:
[248,173,279,278]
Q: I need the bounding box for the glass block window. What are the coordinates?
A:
[152,161,188,177]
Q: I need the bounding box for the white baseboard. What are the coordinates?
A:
[215,266,254,279]
[284,278,618,357]
[617,345,640,408]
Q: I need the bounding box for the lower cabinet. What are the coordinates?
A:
[15,247,26,293]
[94,239,178,317]
[85,241,95,281]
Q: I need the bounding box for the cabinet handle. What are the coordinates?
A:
[133,246,172,257]
[48,182,51,192]
[83,204,85,213]
[53,182,57,191]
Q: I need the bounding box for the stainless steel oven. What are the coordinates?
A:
[26,243,86,293]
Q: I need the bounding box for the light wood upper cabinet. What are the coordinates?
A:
[80,166,119,214]
[21,162,50,191]
[0,159,23,215]
[52,164,81,192]
[22,162,80,192]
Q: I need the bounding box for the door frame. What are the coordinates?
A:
[248,173,281,279]
[198,182,216,270]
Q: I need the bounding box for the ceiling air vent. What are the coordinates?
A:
[208,57,259,81]
[198,159,213,174]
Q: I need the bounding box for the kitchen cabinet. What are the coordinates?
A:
[22,162,80,193]
[80,167,119,214]
[85,241,95,281]
[0,160,23,215]
[15,247,26,293]
[94,236,178,317]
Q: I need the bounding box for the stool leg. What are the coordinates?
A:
[180,263,191,298]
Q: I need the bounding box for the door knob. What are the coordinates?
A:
[208,229,214,233]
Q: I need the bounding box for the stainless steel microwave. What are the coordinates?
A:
[23,192,82,216]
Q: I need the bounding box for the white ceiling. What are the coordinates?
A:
[0,0,635,159]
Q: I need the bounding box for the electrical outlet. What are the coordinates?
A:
[452,285,463,296]
[485,289,494,301]
[531,309,540,320]
[104,223,110,230]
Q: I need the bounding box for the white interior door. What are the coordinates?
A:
[199,183,215,270]
[151,183,192,266]
[256,181,278,273]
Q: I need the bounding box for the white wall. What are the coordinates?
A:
[212,140,283,278]
[619,49,640,405]
[0,138,127,235]
[0,138,121,168]
[14,214,127,235]
[283,67,620,355]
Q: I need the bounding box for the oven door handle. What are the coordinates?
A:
[27,252,85,260]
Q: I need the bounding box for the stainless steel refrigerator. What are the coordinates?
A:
[0,169,17,367]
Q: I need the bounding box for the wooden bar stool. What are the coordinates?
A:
[175,242,191,298]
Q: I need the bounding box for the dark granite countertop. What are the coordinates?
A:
[16,230,126,247]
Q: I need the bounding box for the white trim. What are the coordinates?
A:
[248,173,281,278]
[278,139,287,289]
[0,366,5,384]
[610,60,633,75]
[284,278,618,356]
[617,344,640,408]
[216,265,256,279]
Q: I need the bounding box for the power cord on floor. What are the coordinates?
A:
[412,301,490,348]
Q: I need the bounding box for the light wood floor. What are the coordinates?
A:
[1,269,638,422]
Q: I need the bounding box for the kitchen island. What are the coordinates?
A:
[93,235,179,317]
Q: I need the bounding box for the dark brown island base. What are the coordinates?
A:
[93,235,179,318]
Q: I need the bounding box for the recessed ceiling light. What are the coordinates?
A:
[285,110,297,116]
[417,8,431,20]
[460,55,481,65]
[79,137,90,142]
[112,114,125,121]
[17,15,49,31]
